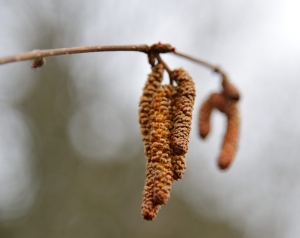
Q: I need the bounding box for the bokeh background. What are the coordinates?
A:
[0,0,300,237]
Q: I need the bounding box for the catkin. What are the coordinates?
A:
[139,64,164,220]
[198,76,240,170]
[218,100,240,170]
[139,64,164,161]
[199,93,226,138]
[150,85,173,205]
[199,95,213,139]
[171,68,196,156]
[141,162,161,220]
[172,155,186,180]
[218,77,240,169]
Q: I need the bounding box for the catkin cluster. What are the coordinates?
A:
[198,74,240,170]
[139,64,196,220]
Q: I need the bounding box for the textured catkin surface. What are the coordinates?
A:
[139,63,164,161]
[162,85,187,181]
[141,162,161,220]
[161,84,188,182]
[139,64,164,220]
[171,154,186,181]
[150,85,173,205]
[171,68,196,156]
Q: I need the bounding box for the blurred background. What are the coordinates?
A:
[0,0,300,237]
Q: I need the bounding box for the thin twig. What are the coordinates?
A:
[156,54,171,74]
[155,54,174,84]
[173,51,227,76]
[0,44,153,65]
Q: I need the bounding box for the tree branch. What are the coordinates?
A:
[0,44,152,65]
[0,43,229,79]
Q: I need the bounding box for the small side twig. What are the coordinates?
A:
[173,51,227,77]
[155,54,173,85]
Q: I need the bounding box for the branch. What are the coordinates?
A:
[0,44,152,65]
[0,42,228,79]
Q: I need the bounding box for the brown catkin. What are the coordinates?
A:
[139,64,164,220]
[172,155,186,180]
[150,85,173,205]
[217,76,240,169]
[199,93,226,139]
[198,79,240,170]
[199,96,213,139]
[161,85,187,181]
[218,102,239,169]
[139,63,164,161]
[211,93,226,112]
[171,68,196,156]
[141,162,161,220]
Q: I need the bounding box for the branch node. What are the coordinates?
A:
[31,57,46,70]
[150,43,174,54]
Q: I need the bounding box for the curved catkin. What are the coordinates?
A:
[198,93,226,139]
[217,78,240,169]
[171,68,196,156]
[218,102,239,169]
[199,96,213,139]
[211,93,226,112]
[150,85,173,205]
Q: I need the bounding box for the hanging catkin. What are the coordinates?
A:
[139,63,164,161]
[150,85,174,205]
[158,83,189,181]
[199,93,225,138]
[171,154,186,181]
[218,100,239,169]
[217,78,240,169]
[168,84,187,181]
[141,162,161,220]
[171,68,196,156]
[198,76,240,170]
[139,63,164,220]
